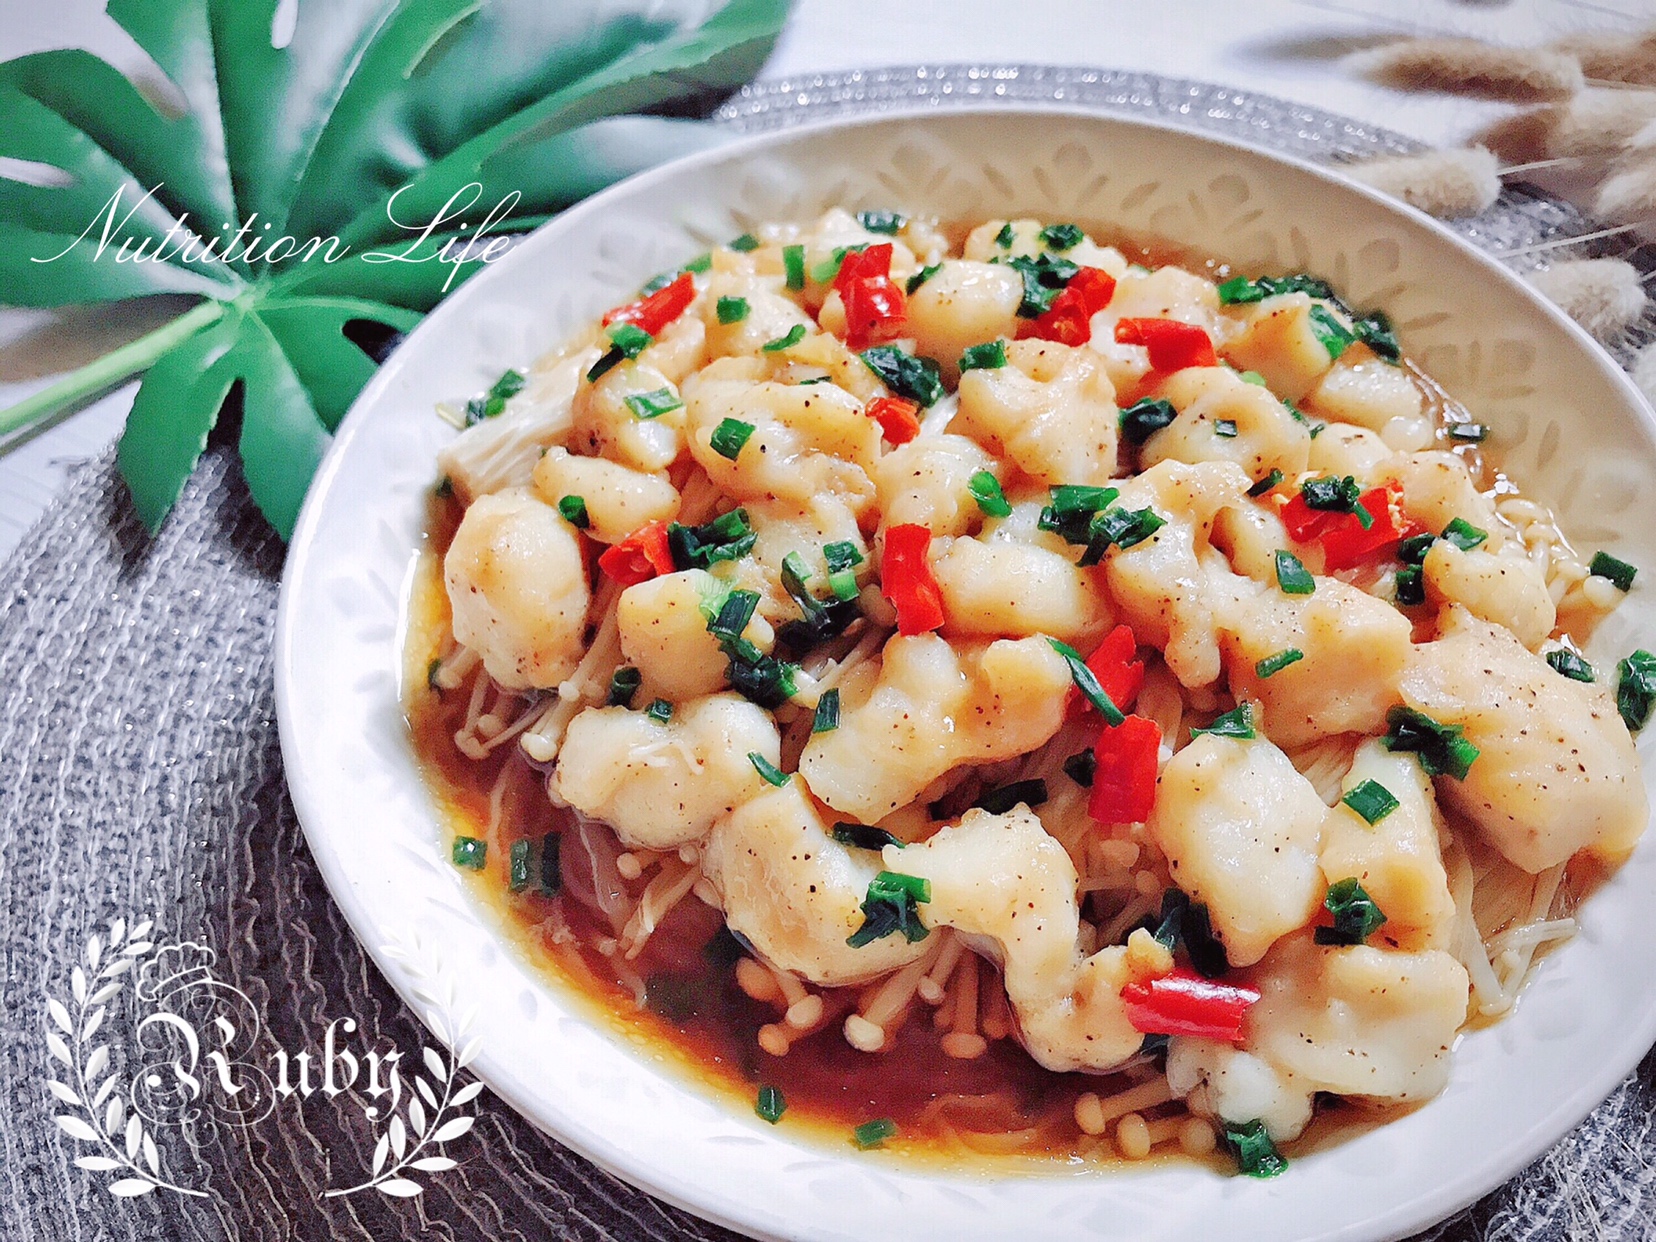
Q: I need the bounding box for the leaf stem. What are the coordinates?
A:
[0,300,227,443]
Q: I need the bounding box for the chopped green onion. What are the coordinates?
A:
[1191,702,1256,740]
[1049,638,1126,725]
[1315,877,1388,945]
[557,495,589,528]
[1081,506,1166,565]
[1308,304,1355,360]
[683,252,713,274]
[638,270,677,295]
[451,836,487,870]
[967,471,1012,518]
[729,232,761,252]
[509,838,533,891]
[749,752,789,787]
[1441,517,1487,552]
[1146,888,1230,979]
[1120,397,1179,445]
[1590,551,1638,592]
[906,263,941,295]
[645,698,674,724]
[974,779,1049,815]
[1038,484,1121,544]
[1546,648,1595,683]
[1214,419,1238,438]
[959,340,1008,372]
[434,475,454,500]
[853,1118,898,1149]
[763,324,807,352]
[860,345,945,406]
[756,1085,787,1123]
[507,835,560,895]
[716,295,750,324]
[1238,370,1268,386]
[669,508,756,569]
[609,322,653,358]
[1255,648,1304,679]
[1247,469,1284,498]
[1617,649,1656,732]
[1274,550,1315,595]
[833,822,902,850]
[811,249,850,284]
[1447,422,1488,443]
[1063,749,1097,787]
[782,244,806,290]
[1398,533,1436,565]
[710,417,756,461]
[624,387,684,420]
[1216,273,1339,307]
[1382,706,1479,779]
[708,590,761,644]
[824,541,865,600]
[780,551,825,620]
[464,368,527,424]
[1038,222,1084,251]
[994,222,1016,248]
[847,873,930,947]
[1300,475,1363,513]
[1342,780,1399,826]
[1394,566,1425,606]
[812,689,841,733]
[426,657,444,692]
[858,209,906,234]
[607,666,642,708]
[1222,1120,1289,1178]
[725,651,800,710]
[1216,275,1265,305]
[1005,252,1081,317]
[1351,309,1401,363]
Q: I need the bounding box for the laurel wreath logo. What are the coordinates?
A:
[44,915,488,1202]
[44,917,203,1199]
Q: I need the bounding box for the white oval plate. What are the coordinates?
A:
[276,107,1656,1242]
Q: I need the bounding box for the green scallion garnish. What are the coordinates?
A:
[853,1118,898,1149]
[1214,419,1238,438]
[1038,222,1084,251]
[1191,702,1256,740]
[959,340,1008,372]
[683,252,713,274]
[967,471,1012,518]
[1446,422,1488,443]
[1382,706,1479,779]
[1080,506,1166,565]
[994,222,1016,248]
[813,689,841,733]
[1038,484,1120,544]
[1255,648,1303,679]
[847,874,930,948]
[710,417,756,461]
[1247,469,1284,497]
[749,752,789,787]
[1441,517,1487,552]
[1590,551,1638,592]
[860,345,945,406]
[607,666,642,708]
[464,368,528,424]
[451,836,487,870]
[1617,649,1656,732]
[1221,1120,1288,1178]
[858,209,905,234]
[1005,252,1081,317]
[1274,550,1315,595]
[1063,750,1097,787]
[1545,648,1595,683]
[557,495,589,529]
[624,387,684,420]
[1119,397,1179,445]
[906,263,941,295]
[832,822,902,851]
[782,244,806,290]
[974,779,1049,815]
[1049,638,1126,725]
[729,233,761,252]
[716,295,750,324]
[645,698,674,724]
[1315,877,1388,945]
[1308,303,1355,360]
[669,508,756,569]
[1342,779,1399,826]
[756,1085,787,1123]
[824,541,866,601]
[763,324,807,352]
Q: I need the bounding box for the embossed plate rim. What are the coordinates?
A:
[276,103,1656,1242]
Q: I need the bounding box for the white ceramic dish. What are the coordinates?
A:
[276,107,1656,1242]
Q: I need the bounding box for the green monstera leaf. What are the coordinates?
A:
[0,0,787,538]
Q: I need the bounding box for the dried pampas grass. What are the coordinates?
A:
[1354,39,1583,102]
[1349,147,1500,218]
[1595,156,1656,220]
[1480,88,1656,164]
[1527,259,1647,342]
[1552,28,1656,88]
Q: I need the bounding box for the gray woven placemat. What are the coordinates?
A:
[2,65,1653,1242]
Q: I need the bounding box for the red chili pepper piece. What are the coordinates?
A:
[866,395,921,445]
[1114,317,1218,372]
[1120,967,1260,1043]
[601,272,696,337]
[843,276,907,350]
[881,523,945,635]
[597,520,675,587]
[832,243,893,295]
[1021,267,1117,345]
[1282,483,1405,571]
[1088,714,1161,825]
[1084,624,1144,714]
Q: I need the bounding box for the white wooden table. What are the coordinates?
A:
[0,0,1644,561]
